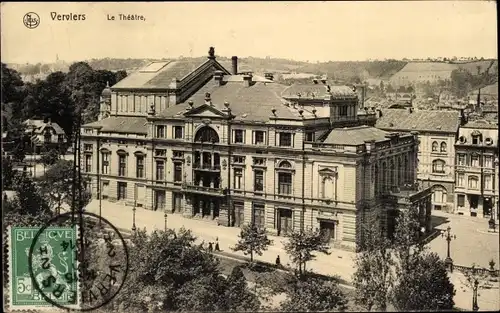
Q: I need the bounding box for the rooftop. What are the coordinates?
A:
[375,109,461,133]
[84,116,148,135]
[321,125,390,145]
[158,78,308,122]
[23,119,65,135]
[112,58,228,89]
[281,84,357,100]
[462,120,498,130]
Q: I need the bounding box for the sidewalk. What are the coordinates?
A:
[85,200,356,282]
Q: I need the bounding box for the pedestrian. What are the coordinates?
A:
[214,238,220,251]
[275,255,281,267]
[208,242,213,252]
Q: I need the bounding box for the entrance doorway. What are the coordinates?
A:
[277,208,293,236]
[483,197,493,217]
[319,220,335,242]
[469,195,479,217]
[233,202,244,227]
[154,190,166,211]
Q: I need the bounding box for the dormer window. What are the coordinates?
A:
[471,130,482,145]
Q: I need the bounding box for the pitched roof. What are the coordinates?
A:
[112,58,228,89]
[157,78,305,122]
[281,84,357,99]
[375,109,461,133]
[83,116,148,135]
[462,120,498,130]
[23,119,65,135]
[321,125,390,145]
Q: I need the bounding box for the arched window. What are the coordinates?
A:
[117,150,128,177]
[381,162,387,192]
[397,157,402,186]
[432,141,438,152]
[278,160,292,168]
[440,142,447,153]
[404,155,409,183]
[432,185,447,204]
[432,159,445,173]
[468,176,479,189]
[389,160,395,188]
[194,126,219,143]
[373,164,379,195]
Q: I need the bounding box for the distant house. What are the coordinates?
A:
[386,92,414,106]
[23,119,67,153]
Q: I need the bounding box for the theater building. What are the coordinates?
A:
[81,48,431,250]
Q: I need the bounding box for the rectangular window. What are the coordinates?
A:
[484,175,492,190]
[84,144,93,151]
[102,153,110,174]
[117,182,127,200]
[102,181,109,199]
[84,129,93,134]
[472,136,479,145]
[278,172,292,195]
[233,168,243,189]
[252,204,265,227]
[58,135,64,143]
[233,156,245,164]
[173,151,184,159]
[156,160,164,181]
[254,131,265,145]
[279,133,292,147]
[457,174,464,187]
[484,156,492,168]
[174,163,183,182]
[173,126,184,139]
[305,132,315,142]
[136,155,144,178]
[457,194,465,207]
[85,155,92,172]
[457,154,466,166]
[339,106,348,116]
[254,170,264,192]
[234,129,244,143]
[155,125,165,138]
[118,155,127,177]
[471,155,479,167]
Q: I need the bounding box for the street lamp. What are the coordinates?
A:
[132,201,137,232]
[472,277,479,311]
[441,226,456,272]
[164,211,168,231]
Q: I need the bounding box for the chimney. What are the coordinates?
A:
[243,73,253,87]
[264,72,274,81]
[231,56,238,75]
[214,70,224,86]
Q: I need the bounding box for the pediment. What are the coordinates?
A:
[318,167,338,177]
[184,104,228,118]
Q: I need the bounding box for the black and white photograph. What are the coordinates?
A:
[1,1,498,312]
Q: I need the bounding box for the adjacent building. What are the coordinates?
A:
[454,121,499,220]
[80,48,431,250]
[23,118,67,153]
[375,108,463,212]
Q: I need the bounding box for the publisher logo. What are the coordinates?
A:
[23,12,40,29]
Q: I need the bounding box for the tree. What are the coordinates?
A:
[40,148,60,169]
[352,216,395,311]
[224,265,260,311]
[11,170,50,215]
[392,252,455,311]
[2,156,15,189]
[279,276,348,312]
[284,228,330,275]
[232,224,272,263]
[115,70,128,82]
[39,159,91,213]
[112,228,259,312]
[391,205,455,311]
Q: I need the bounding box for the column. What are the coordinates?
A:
[210,200,215,219]
[199,199,204,217]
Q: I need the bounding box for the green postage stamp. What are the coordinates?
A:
[7,226,81,310]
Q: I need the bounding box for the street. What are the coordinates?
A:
[84,199,499,311]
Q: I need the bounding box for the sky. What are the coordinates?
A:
[1,1,497,64]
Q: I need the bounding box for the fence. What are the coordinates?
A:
[453,264,499,277]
